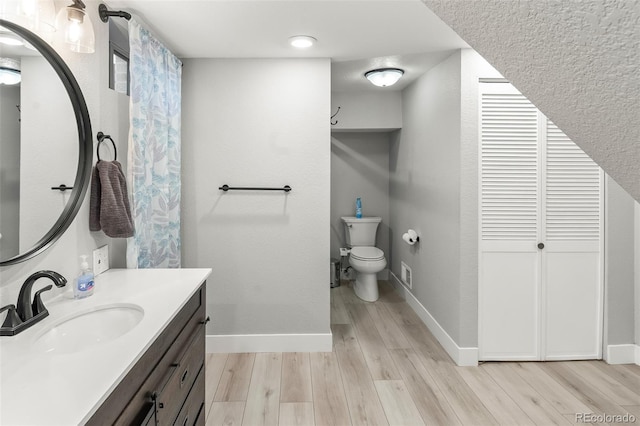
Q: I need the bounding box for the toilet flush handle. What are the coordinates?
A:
[347,224,352,228]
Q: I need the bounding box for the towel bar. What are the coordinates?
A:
[219,185,292,192]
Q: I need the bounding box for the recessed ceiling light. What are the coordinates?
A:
[289,35,316,49]
[364,68,404,87]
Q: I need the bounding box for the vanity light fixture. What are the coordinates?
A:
[364,68,404,87]
[55,0,95,53]
[0,0,56,40]
[0,57,21,85]
[289,35,316,49]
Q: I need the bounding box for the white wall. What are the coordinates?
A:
[604,177,636,345]
[389,51,464,344]
[331,132,390,276]
[635,202,640,347]
[19,56,76,252]
[0,1,129,308]
[331,91,402,131]
[0,85,21,260]
[181,59,331,345]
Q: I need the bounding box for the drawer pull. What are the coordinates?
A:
[199,316,210,325]
[183,416,189,426]
[181,369,189,387]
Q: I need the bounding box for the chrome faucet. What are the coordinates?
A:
[0,270,67,336]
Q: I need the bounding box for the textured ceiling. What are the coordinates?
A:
[423,0,640,201]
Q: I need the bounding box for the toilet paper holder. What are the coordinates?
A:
[403,229,420,245]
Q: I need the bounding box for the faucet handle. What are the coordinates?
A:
[0,304,22,329]
[32,285,54,316]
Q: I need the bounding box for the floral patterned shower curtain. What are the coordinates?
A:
[126,19,182,268]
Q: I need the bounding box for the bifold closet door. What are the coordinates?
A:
[479,84,541,360]
[542,120,603,360]
[479,83,603,361]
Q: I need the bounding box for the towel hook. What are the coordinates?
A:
[96,131,117,162]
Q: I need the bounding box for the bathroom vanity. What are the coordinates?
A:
[0,268,211,425]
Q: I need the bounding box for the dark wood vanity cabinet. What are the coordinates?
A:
[87,283,207,426]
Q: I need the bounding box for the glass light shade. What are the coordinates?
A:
[0,0,56,41]
[289,35,316,49]
[364,68,404,87]
[0,57,21,85]
[55,5,94,53]
[0,68,21,85]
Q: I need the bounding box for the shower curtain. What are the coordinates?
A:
[126,19,182,269]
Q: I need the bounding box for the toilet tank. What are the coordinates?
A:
[341,216,381,247]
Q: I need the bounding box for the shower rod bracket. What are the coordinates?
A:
[99,4,132,22]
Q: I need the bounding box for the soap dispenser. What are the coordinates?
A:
[74,255,95,299]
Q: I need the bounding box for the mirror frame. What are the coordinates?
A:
[0,19,92,266]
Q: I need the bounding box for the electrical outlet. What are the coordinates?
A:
[401,261,412,289]
[93,245,110,276]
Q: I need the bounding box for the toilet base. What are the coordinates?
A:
[354,272,379,302]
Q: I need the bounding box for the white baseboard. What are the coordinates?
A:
[606,344,640,365]
[389,272,478,366]
[206,333,333,353]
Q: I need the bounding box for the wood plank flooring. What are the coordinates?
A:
[205,281,640,425]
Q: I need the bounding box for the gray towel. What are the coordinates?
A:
[89,160,134,238]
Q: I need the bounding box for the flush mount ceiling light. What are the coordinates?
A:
[289,35,316,49]
[364,68,404,87]
[0,57,21,85]
[55,0,95,53]
[0,31,24,46]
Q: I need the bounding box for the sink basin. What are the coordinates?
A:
[34,304,144,354]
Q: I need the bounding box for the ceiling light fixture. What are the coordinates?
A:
[364,68,404,87]
[55,0,95,53]
[0,57,21,85]
[0,32,24,46]
[289,35,316,49]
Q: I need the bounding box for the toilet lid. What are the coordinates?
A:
[350,246,385,261]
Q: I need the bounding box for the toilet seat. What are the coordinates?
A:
[350,246,385,261]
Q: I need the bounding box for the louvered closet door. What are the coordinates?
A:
[479,83,541,360]
[479,83,603,361]
[543,119,603,360]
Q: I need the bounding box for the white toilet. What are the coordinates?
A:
[341,216,387,302]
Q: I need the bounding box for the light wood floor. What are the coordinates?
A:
[204,281,640,425]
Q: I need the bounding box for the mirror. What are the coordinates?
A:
[0,19,92,266]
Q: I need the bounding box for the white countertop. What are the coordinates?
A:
[0,268,211,426]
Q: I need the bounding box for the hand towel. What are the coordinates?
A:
[89,160,134,238]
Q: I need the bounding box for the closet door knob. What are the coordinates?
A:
[537,243,545,249]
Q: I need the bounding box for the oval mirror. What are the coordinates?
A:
[0,19,92,266]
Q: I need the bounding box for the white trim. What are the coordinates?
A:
[206,333,333,353]
[390,272,478,366]
[606,344,640,365]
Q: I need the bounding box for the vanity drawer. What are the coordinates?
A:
[173,365,205,426]
[156,320,205,424]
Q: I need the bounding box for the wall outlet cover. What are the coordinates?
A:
[401,261,412,289]
[93,245,110,276]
